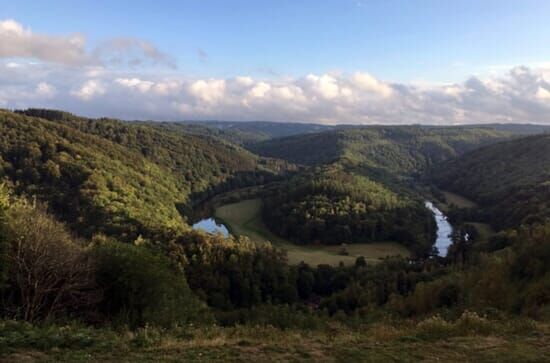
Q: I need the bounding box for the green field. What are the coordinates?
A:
[466,222,496,241]
[436,191,495,241]
[443,191,477,208]
[215,199,410,266]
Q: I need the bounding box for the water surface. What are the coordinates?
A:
[425,201,453,256]
[192,218,229,237]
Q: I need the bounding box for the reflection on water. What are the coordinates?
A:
[425,201,453,257]
[192,218,229,237]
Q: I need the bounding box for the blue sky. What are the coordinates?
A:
[1,1,550,123]
[3,0,549,81]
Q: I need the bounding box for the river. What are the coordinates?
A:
[192,218,229,237]
[192,202,453,256]
[425,201,453,257]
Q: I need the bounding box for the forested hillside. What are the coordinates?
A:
[262,165,436,255]
[254,126,512,255]
[141,120,331,146]
[433,133,550,229]
[249,126,513,173]
[0,110,290,241]
[1,109,549,362]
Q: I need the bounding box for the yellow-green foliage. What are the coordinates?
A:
[0,110,284,241]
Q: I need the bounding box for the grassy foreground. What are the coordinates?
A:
[215,199,409,266]
[1,315,548,362]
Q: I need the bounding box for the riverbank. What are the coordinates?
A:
[215,198,410,266]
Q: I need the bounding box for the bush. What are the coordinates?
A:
[0,184,9,291]
[92,242,211,328]
[2,200,97,322]
[0,320,121,354]
[414,316,453,340]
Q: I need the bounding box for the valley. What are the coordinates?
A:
[3,5,550,361]
[215,198,411,265]
[1,108,549,362]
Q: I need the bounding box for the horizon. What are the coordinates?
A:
[1,1,550,124]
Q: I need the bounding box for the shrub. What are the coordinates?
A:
[2,200,98,322]
[414,316,453,340]
[454,310,493,335]
[92,242,210,328]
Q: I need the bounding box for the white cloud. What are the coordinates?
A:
[536,86,550,101]
[0,19,173,68]
[305,74,341,99]
[71,80,105,100]
[189,79,226,104]
[35,82,56,98]
[115,77,154,93]
[353,72,393,97]
[248,82,271,98]
[0,19,88,65]
[1,37,550,124]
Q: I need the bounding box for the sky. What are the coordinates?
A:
[1,0,550,124]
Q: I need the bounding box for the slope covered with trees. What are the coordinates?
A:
[0,109,549,361]
[0,110,290,241]
[254,126,512,256]
[262,166,436,255]
[432,133,550,230]
[147,120,332,146]
[249,126,513,173]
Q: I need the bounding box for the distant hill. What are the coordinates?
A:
[144,120,332,145]
[470,123,550,135]
[432,133,550,229]
[249,126,514,175]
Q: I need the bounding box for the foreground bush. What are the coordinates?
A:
[92,241,211,328]
[1,198,97,322]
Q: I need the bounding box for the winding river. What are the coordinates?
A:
[192,201,454,257]
[192,218,229,237]
[425,201,453,256]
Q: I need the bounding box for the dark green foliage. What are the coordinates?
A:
[263,166,436,255]
[92,241,208,328]
[1,196,97,322]
[250,126,512,173]
[0,185,9,290]
[433,134,550,230]
[148,120,331,146]
[1,107,549,340]
[181,232,298,309]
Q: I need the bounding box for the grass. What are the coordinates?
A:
[466,222,496,240]
[215,199,410,266]
[1,316,548,362]
[434,191,495,241]
[442,191,477,209]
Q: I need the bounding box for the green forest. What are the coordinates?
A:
[0,109,549,361]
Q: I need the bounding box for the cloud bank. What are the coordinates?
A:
[1,19,550,124]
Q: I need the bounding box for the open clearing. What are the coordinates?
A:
[466,222,496,240]
[436,191,495,240]
[443,191,477,208]
[215,199,410,266]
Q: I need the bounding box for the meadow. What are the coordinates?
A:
[215,199,410,266]
[1,314,548,362]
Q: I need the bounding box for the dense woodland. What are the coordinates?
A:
[0,109,549,353]
[433,134,550,230]
[262,166,437,255]
[256,124,515,256]
[249,125,513,172]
